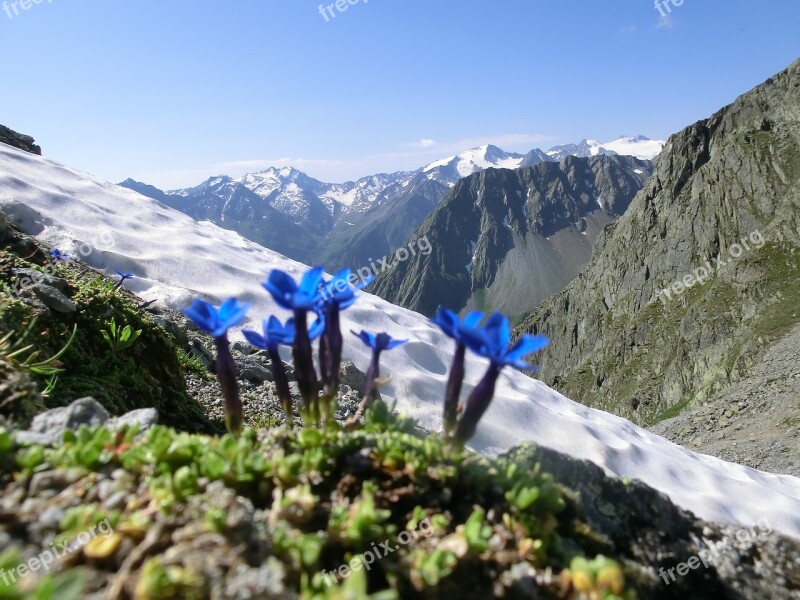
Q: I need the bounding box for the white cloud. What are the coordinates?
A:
[403,138,437,149]
[137,133,557,190]
[656,15,674,29]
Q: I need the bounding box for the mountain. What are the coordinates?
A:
[420,144,552,186]
[3,140,800,540]
[546,136,665,161]
[515,59,800,444]
[370,155,653,318]
[318,172,449,269]
[122,137,660,270]
[121,175,322,263]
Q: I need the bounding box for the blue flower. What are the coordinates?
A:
[263,267,326,423]
[264,267,324,311]
[181,297,251,436]
[461,312,549,370]
[432,308,484,342]
[317,268,373,414]
[431,307,485,436]
[182,297,251,338]
[320,268,373,310]
[349,330,407,422]
[352,331,408,351]
[454,312,549,444]
[243,315,324,350]
[49,249,69,261]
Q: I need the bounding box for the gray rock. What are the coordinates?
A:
[29,469,85,495]
[189,338,214,367]
[32,283,76,314]
[111,408,159,435]
[239,360,272,384]
[0,124,42,155]
[152,315,188,348]
[338,361,366,392]
[12,268,67,291]
[232,341,256,355]
[17,397,110,446]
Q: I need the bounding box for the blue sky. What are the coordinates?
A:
[1,1,798,188]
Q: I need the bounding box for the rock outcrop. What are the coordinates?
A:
[516,58,800,426]
[0,124,42,155]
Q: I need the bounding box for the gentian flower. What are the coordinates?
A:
[432,308,484,436]
[243,315,324,427]
[454,312,549,444]
[182,297,250,435]
[263,267,324,423]
[349,331,407,422]
[49,249,69,261]
[317,268,373,418]
[114,271,134,291]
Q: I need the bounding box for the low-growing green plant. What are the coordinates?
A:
[100,317,142,354]
[0,321,77,377]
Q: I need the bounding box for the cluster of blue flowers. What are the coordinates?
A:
[433,308,549,443]
[182,265,548,443]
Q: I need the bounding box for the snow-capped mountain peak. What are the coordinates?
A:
[546,136,665,161]
[422,145,527,183]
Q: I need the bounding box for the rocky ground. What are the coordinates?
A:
[651,322,800,477]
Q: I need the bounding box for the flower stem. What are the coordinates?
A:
[454,363,501,444]
[292,309,320,425]
[443,342,466,437]
[268,346,294,428]
[214,333,242,435]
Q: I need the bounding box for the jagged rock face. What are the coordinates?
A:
[516,59,800,425]
[370,155,652,318]
[0,124,41,155]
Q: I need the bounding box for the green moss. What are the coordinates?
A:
[0,250,216,433]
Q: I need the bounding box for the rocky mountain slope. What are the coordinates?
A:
[515,59,800,433]
[370,155,652,319]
